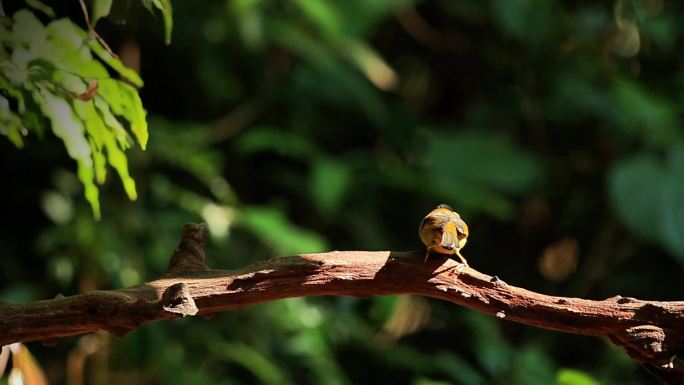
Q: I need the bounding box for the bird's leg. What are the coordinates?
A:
[456,249,469,267]
[424,246,434,262]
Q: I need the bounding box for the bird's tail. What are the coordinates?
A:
[440,221,458,251]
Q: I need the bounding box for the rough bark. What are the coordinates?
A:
[1,223,683,383]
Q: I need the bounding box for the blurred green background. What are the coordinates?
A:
[2,0,684,384]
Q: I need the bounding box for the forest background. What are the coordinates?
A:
[2,1,684,384]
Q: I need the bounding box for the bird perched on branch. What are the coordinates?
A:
[419,204,469,266]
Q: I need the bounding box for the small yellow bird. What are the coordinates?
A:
[419,204,469,266]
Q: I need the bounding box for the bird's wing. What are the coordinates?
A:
[423,211,451,229]
[455,220,468,235]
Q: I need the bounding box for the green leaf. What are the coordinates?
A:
[116,82,148,149]
[513,346,556,385]
[31,87,105,217]
[555,369,600,385]
[2,9,147,218]
[206,341,295,385]
[294,0,342,40]
[25,0,55,18]
[74,99,137,199]
[461,312,511,375]
[239,206,328,255]
[661,150,684,261]
[91,139,107,184]
[271,22,387,123]
[610,146,684,263]
[145,0,174,44]
[92,0,113,24]
[0,95,26,147]
[236,127,319,159]
[97,79,148,149]
[428,132,540,193]
[609,155,664,243]
[613,80,682,148]
[93,96,130,145]
[77,158,100,219]
[310,157,351,214]
[11,9,48,47]
[33,87,91,161]
[432,352,486,384]
[412,379,454,385]
[87,39,144,87]
[45,19,109,78]
[0,74,26,113]
[426,132,542,218]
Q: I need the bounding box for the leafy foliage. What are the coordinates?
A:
[142,0,173,44]
[2,0,683,384]
[0,5,147,218]
[610,146,684,264]
[556,369,600,385]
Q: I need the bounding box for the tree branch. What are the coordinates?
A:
[1,223,683,383]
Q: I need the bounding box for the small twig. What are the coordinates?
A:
[77,0,118,59]
[77,0,90,26]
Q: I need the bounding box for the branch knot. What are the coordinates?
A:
[166,223,209,276]
[161,283,198,317]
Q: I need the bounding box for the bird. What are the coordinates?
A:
[419,204,469,266]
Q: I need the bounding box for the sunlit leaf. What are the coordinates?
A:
[0,95,26,147]
[116,81,148,149]
[97,79,148,149]
[92,0,113,24]
[491,0,561,46]
[30,87,110,217]
[0,74,26,113]
[341,40,397,91]
[87,38,144,87]
[25,0,56,18]
[77,158,100,219]
[46,19,110,78]
[74,99,137,199]
[11,9,48,46]
[93,95,130,145]
[33,88,91,161]
[2,12,149,216]
[556,369,600,385]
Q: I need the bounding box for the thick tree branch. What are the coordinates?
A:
[1,224,683,383]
